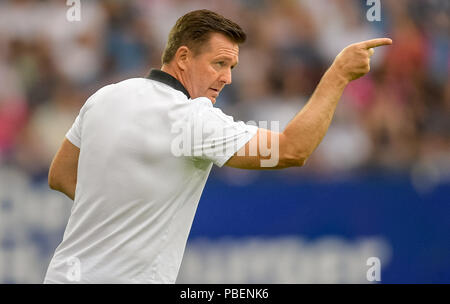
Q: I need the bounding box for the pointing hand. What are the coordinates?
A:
[330,38,393,82]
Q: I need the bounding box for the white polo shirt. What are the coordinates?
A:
[44,70,258,283]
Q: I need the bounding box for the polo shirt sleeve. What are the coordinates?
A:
[66,86,100,149]
[186,97,258,167]
[65,114,82,148]
[65,93,96,148]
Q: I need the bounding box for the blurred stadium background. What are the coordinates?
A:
[0,0,448,283]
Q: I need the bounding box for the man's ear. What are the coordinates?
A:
[174,46,190,71]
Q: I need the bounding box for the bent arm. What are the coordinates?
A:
[225,69,347,170]
[225,38,392,170]
[48,138,80,200]
[280,67,348,163]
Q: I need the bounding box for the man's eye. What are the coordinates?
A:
[216,61,225,66]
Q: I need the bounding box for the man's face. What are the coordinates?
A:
[184,33,239,104]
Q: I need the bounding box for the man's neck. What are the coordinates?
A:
[150,65,190,99]
[161,65,182,84]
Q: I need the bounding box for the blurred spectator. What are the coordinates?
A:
[0,0,448,181]
[13,81,83,179]
[0,64,28,163]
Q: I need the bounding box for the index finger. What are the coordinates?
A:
[359,38,393,49]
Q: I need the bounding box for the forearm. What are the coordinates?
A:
[62,184,76,201]
[281,38,392,164]
[282,67,348,161]
[48,138,79,201]
[50,181,76,200]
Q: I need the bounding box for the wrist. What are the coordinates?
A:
[326,65,350,88]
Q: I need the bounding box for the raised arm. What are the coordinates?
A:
[225,38,392,169]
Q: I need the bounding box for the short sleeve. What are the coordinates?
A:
[65,114,82,148]
[64,89,99,148]
[171,97,258,167]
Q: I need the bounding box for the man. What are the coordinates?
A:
[44,9,391,283]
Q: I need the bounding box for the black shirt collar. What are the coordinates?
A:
[147,69,190,99]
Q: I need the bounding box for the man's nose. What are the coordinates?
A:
[219,69,232,85]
